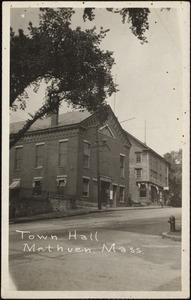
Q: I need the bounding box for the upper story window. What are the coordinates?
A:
[58,140,68,167]
[83,141,90,168]
[159,174,162,183]
[15,146,23,170]
[151,169,157,182]
[136,152,142,163]
[135,168,142,179]
[120,154,125,178]
[156,160,158,169]
[36,143,44,168]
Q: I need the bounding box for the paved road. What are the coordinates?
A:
[9,207,181,291]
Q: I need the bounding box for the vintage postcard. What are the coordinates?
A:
[2,1,190,299]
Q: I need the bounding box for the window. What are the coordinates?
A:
[119,186,125,202]
[150,170,153,180]
[82,177,89,197]
[15,146,23,170]
[136,152,142,163]
[135,168,142,179]
[58,140,68,167]
[140,184,147,197]
[150,169,157,182]
[57,177,67,195]
[159,174,162,183]
[113,185,117,201]
[32,179,42,196]
[153,171,157,181]
[36,144,44,167]
[83,141,90,168]
[156,160,158,169]
[120,155,125,178]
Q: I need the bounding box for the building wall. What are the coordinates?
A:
[149,153,168,188]
[76,117,130,207]
[10,116,131,211]
[128,139,149,203]
[9,127,80,201]
[128,135,169,205]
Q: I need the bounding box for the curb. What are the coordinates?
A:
[162,232,181,242]
[106,206,164,211]
[9,209,102,224]
[9,206,173,224]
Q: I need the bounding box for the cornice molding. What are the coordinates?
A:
[11,125,87,144]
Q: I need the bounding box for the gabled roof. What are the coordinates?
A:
[10,105,132,148]
[10,110,91,134]
[124,130,169,163]
[124,130,148,150]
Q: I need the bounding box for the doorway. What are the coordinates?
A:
[9,189,20,218]
[101,181,110,205]
[112,185,117,207]
[150,186,158,204]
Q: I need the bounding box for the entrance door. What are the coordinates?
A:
[9,189,20,218]
[151,186,158,204]
[101,181,110,205]
[112,185,117,207]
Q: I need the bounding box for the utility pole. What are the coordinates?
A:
[144,120,147,144]
[114,74,117,114]
[90,124,110,211]
[96,126,102,211]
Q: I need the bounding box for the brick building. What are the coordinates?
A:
[9,106,131,215]
[124,131,169,206]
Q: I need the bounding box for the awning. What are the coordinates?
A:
[100,176,112,183]
[150,184,159,194]
[9,180,20,189]
[57,178,67,186]
[164,186,169,190]
[59,180,67,187]
[33,177,42,181]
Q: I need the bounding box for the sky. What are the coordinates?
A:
[9,2,189,156]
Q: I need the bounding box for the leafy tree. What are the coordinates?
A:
[10,7,150,148]
[83,8,150,44]
[164,149,182,207]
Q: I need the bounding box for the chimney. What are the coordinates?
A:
[51,107,59,127]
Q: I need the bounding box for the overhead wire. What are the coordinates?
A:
[153,8,181,54]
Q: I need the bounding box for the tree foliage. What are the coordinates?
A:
[83,8,150,44]
[10,7,150,148]
[164,149,182,207]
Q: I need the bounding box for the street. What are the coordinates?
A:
[9,207,181,291]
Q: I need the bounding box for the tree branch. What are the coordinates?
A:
[10,98,62,149]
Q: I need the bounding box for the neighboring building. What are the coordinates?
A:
[9,106,131,215]
[124,131,170,206]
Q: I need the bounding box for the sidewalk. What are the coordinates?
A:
[9,205,168,224]
[162,231,181,242]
